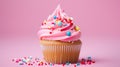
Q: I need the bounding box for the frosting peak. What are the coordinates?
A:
[38,5,81,41]
[47,5,68,21]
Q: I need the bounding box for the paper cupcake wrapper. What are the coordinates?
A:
[40,44,81,64]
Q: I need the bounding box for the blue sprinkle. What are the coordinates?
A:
[19,62,24,65]
[22,59,27,63]
[66,31,71,36]
[49,63,53,66]
[58,21,62,26]
[53,16,57,19]
[63,24,67,26]
[66,62,70,65]
[76,63,80,66]
[88,56,92,60]
[28,56,32,60]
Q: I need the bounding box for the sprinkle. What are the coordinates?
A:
[63,24,67,26]
[53,16,57,19]
[45,63,47,65]
[48,62,50,65]
[92,60,95,63]
[28,63,31,66]
[88,62,91,65]
[87,56,92,60]
[12,56,95,66]
[12,58,16,62]
[55,20,60,23]
[44,22,46,25]
[19,62,24,65]
[70,17,73,20]
[28,56,32,60]
[39,61,44,65]
[74,64,76,67]
[67,17,73,23]
[18,59,22,61]
[49,32,52,34]
[74,26,80,31]
[57,21,62,26]
[38,62,43,66]
[16,60,19,63]
[22,58,27,63]
[31,63,33,66]
[66,31,71,36]
[49,63,53,66]
[81,58,86,64]
[52,22,56,25]
[26,58,30,62]
[42,22,44,25]
[81,58,86,61]
[33,61,35,64]
[24,57,27,59]
[87,60,92,63]
[35,58,39,61]
[62,64,65,66]
[48,26,51,29]
[66,61,70,65]
[76,63,80,66]
[12,59,14,62]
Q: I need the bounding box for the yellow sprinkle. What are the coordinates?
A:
[69,17,73,20]
[74,26,80,31]
[56,20,60,23]
[48,26,51,28]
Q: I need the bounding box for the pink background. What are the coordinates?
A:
[0,0,120,67]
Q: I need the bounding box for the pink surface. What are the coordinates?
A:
[0,0,120,67]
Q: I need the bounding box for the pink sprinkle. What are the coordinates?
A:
[12,59,14,62]
[18,59,21,61]
[88,62,91,65]
[81,61,86,65]
[45,63,47,65]
[33,61,35,64]
[40,62,43,65]
[52,22,55,24]
[38,63,42,66]
[31,64,33,66]
[74,64,76,67]
[28,63,31,66]
[44,22,46,24]
[48,62,50,65]
[92,60,95,63]
[62,64,65,66]
[24,57,27,59]
[71,28,73,30]
[16,60,19,63]
[42,22,44,25]
[87,60,92,62]
[49,32,52,34]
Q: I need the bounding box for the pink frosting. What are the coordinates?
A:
[38,5,81,41]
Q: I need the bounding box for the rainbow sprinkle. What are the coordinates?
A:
[12,56,95,67]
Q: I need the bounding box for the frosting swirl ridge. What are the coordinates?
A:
[38,5,81,41]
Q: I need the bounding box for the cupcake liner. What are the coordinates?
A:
[40,43,81,64]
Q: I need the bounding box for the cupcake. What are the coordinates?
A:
[38,5,82,64]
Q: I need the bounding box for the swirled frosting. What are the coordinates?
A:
[38,5,81,41]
